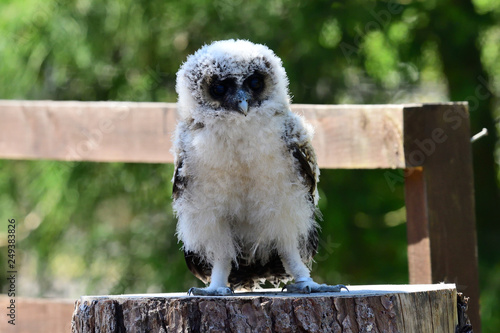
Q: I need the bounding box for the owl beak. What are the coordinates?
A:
[235,90,249,116]
[238,99,248,116]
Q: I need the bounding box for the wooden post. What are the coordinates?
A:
[403,103,480,331]
[71,284,463,333]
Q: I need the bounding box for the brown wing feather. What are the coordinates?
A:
[172,155,187,200]
[291,144,317,203]
[283,117,320,260]
[283,114,319,205]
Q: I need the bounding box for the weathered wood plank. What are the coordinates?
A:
[403,103,480,332]
[72,284,459,333]
[293,104,405,169]
[0,100,406,168]
[0,100,177,163]
[0,295,75,333]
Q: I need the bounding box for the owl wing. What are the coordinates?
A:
[172,121,200,201]
[283,114,319,205]
[290,143,317,204]
[172,122,214,284]
[282,113,320,260]
[172,155,187,200]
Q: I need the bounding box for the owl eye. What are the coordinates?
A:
[210,83,227,98]
[246,74,264,92]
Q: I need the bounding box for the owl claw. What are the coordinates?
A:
[187,286,234,296]
[283,278,348,294]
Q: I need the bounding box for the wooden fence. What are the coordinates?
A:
[0,100,480,331]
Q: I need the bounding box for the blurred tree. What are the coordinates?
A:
[0,0,498,329]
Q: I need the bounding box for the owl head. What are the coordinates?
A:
[176,39,290,122]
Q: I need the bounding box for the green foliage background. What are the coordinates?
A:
[0,0,499,329]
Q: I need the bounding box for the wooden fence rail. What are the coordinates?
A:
[0,296,74,333]
[0,100,480,331]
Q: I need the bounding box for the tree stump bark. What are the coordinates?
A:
[71,284,466,333]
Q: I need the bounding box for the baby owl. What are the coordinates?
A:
[172,39,346,295]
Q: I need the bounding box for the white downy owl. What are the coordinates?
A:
[172,39,346,295]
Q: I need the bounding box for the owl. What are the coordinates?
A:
[172,39,346,295]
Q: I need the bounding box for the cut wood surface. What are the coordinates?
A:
[72,284,459,333]
[0,295,75,333]
[0,100,415,168]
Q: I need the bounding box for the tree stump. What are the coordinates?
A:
[71,284,468,333]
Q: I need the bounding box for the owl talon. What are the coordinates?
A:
[283,278,348,293]
[187,286,234,296]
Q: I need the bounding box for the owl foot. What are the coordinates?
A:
[282,277,348,294]
[187,286,233,296]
